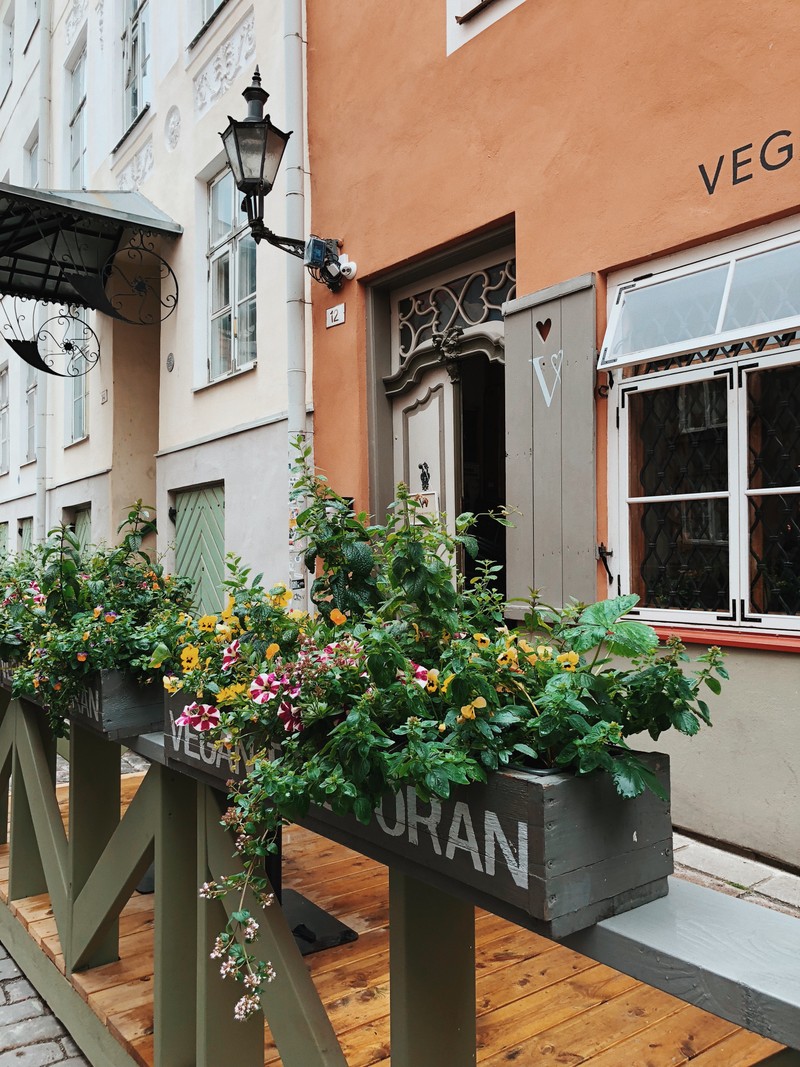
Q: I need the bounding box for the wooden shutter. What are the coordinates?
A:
[504,274,597,611]
[174,485,225,615]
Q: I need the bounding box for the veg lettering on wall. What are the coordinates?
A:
[698,129,793,195]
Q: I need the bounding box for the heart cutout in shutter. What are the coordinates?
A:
[536,318,551,342]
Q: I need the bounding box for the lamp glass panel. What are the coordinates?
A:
[262,125,290,189]
[221,125,244,186]
[234,124,269,185]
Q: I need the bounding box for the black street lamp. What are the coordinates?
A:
[220,68,355,293]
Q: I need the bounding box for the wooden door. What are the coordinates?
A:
[174,485,225,614]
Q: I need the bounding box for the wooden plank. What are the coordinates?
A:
[565,877,800,1049]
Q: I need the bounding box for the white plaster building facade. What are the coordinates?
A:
[0,0,311,610]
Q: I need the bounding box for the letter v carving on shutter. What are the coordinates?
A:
[504,274,597,613]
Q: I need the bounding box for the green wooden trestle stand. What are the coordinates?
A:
[1,688,800,1067]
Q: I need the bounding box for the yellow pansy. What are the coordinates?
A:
[536,645,553,661]
[198,614,218,632]
[460,696,487,720]
[497,648,518,668]
[473,633,490,648]
[162,675,182,694]
[425,668,440,693]
[181,645,200,672]
[266,643,280,661]
[221,595,236,621]
[557,650,580,672]
[441,674,455,694]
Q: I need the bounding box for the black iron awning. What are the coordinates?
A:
[0,182,181,312]
[0,184,182,375]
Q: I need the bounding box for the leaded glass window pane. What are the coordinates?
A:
[611,265,728,359]
[723,243,800,331]
[747,363,800,490]
[749,494,800,615]
[630,500,730,611]
[628,379,728,498]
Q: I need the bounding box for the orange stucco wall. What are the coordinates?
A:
[307,0,800,507]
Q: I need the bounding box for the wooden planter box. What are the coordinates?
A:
[67,670,163,740]
[300,753,673,939]
[163,693,250,788]
[0,665,162,741]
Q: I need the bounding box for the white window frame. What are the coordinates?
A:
[201,0,225,24]
[0,4,14,103]
[24,361,36,462]
[122,0,149,130]
[206,170,257,383]
[446,0,525,55]
[65,313,89,444]
[25,128,38,188]
[600,226,800,370]
[606,222,800,636]
[0,366,8,474]
[68,47,87,189]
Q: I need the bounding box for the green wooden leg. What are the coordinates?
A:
[67,724,121,971]
[6,695,57,902]
[154,765,198,1067]
[0,701,13,846]
[196,786,264,1066]
[389,870,476,1067]
[759,1052,800,1065]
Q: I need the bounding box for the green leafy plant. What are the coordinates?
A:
[162,441,725,1018]
[4,503,193,734]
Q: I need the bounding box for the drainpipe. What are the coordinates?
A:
[35,0,52,543]
[284,0,309,611]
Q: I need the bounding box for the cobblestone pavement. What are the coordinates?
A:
[0,940,90,1065]
[1,755,150,1065]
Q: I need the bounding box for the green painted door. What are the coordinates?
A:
[19,517,33,552]
[74,508,92,552]
[174,485,225,615]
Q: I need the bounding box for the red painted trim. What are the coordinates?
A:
[653,625,800,653]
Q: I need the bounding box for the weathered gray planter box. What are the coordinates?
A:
[0,665,162,740]
[300,753,673,938]
[163,693,250,788]
[68,670,163,740]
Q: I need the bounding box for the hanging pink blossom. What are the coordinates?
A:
[410,662,429,687]
[277,701,303,734]
[221,639,241,672]
[250,672,285,704]
[175,702,220,731]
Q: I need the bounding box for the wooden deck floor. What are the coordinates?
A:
[0,774,786,1066]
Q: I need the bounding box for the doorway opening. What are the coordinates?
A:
[458,354,506,598]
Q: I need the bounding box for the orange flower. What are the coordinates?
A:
[76,651,88,662]
[330,608,347,626]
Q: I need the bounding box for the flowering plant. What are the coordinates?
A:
[164,442,726,1017]
[3,503,193,734]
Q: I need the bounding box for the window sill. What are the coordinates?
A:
[20,458,36,468]
[187,0,234,52]
[111,103,152,156]
[23,19,40,56]
[193,361,257,394]
[653,624,800,654]
[65,435,89,449]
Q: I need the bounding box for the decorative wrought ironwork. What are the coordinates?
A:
[65,231,179,325]
[622,329,800,377]
[397,259,515,362]
[0,296,100,377]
